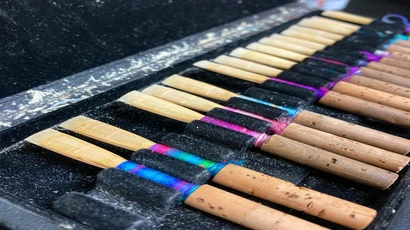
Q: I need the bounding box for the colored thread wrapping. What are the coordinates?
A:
[117,161,200,200]
[200,116,270,147]
[309,56,348,66]
[223,106,291,134]
[267,78,329,99]
[237,94,300,117]
[149,143,227,176]
[382,14,410,27]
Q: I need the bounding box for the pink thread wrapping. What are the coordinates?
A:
[200,116,270,147]
[223,106,290,134]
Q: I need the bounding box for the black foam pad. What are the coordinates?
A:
[227,97,290,119]
[260,80,318,102]
[301,58,347,74]
[160,133,245,162]
[290,63,342,80]
[319,49,367,60]
[326,43,377,53]
[184,120,254,151]
[243,87,309,108]
[54,192,152,230]
[313,51,361,66]
[96,168,181,208]
[277,71,330,88]
[130,149,211,184]
[207,108,272,133]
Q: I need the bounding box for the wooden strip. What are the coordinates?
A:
[162,75,237,101]
[230,47,298,69]
[212,165,376,229]
[60,116,155,151]
[280,30,336,45]
[297,18,353,36]
[214,55,281,77]
[142,85,222,112]
[118,91,204,123]
[260,135,398,190]
[269,34,326,50]
[321,11,373,25]
[310,16,361,30]
[246,43,308,62]
[287,25,344,40]
[258,38,317,56]
[194,59,270,83]
[26,129,126,169]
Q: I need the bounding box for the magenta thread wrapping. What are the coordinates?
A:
[269,78,329,99]
[200,116,270,147]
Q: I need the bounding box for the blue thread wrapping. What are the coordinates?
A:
[117,161,200,201]
[237,95,300,117]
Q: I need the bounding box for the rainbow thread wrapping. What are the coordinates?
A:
[149,143,227,176]
[200,116,269,147]
[223,106,290,134]
[117,161,200,200]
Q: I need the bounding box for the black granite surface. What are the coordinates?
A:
[0,0,291,98]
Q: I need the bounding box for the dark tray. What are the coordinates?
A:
[1,3,410,230]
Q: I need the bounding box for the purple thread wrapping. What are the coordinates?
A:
[328,66,362,89]
[406,27,410,33]
[359,51,389,62]
[223,106,290,134]
[269,78,328,99]
[200,116,270,147]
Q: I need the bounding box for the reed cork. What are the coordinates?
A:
[293,110,410,155]
[321,11,374,25]
[286,25,344,41]
[213,164,376,229]
[280,29,336,46]
[260,135,398,190]
[391,52,410,62]
[387,44,410,55]
[258,38,317,56]
[185,184,328,230]
[332,81,410,112]
[359,67,410,88]
[319,91,410,128]
[396,40,410,48]
[379,57,410,70]
[246,43,308,62]
[280,123,410,172]
[367,62,410,79]
[346,75,410,99]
